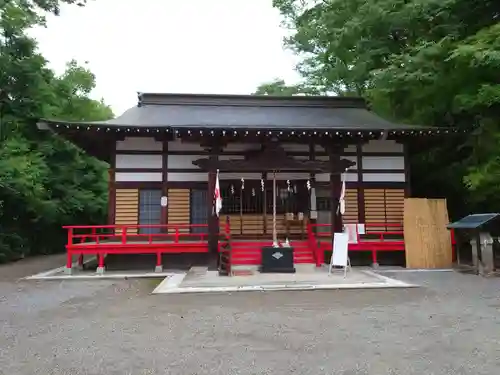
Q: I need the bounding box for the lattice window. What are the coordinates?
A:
[138,189,162,234]
[220,182,264,214]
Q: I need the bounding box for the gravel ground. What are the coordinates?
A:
[1,258,500,375]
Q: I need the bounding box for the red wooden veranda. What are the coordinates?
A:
[63,220,457,274]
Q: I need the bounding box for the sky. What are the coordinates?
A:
[30,0,301,115]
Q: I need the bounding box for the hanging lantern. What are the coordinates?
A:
[230,184,235,195]
[261,178,265,192]
[251,188,256,197]
[241,177,245,190]
[286,179,291,192]
[306,180,311,191]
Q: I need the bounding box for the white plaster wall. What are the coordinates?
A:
[363,173,405,182]
[362,156,404,170]
[168,172,207,182]
[167,154,203,169]
[116,137,162,151]
[115,172,162,182]
[115,154,162,169]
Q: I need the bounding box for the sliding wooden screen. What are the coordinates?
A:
[167,188,190,233]
[115,189,139,234]
[364,188,405,230]
[344,188,358,224]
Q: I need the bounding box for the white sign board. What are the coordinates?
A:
[331,232,349,267]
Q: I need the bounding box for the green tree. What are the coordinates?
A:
[0,0,112,262]
[273,0,500,217]
[254,78,319,96]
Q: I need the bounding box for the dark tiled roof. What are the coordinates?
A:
[39,92,426,131]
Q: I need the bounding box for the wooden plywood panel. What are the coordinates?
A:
[167,189,190,233]
[404,198,452,269]
[115,189,138,234]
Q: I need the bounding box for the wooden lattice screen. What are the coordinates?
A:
[167,189,190,233]
[364,188,405,230]
[115,189,139,234]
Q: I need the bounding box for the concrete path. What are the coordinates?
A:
[153,266,416,294]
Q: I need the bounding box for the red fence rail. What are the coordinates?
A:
[309,223,405,265]
[308,223,457,266]
[63,223,216,271]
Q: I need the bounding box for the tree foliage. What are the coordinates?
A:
[273,0,500,217]
[0,0,112,262]
[254,78,319,96]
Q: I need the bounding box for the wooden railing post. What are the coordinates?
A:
[121,226,127,244]
[67,227,73,247]
[66,227,73,272]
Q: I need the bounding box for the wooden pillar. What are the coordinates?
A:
[207,145,220,254]
[403,142,411,197]
[107,147,116,225]
[161,139,169,229]
[309,141,317,228]
[327,145,343,234]
[356,143,366,223]
[262,172,267,235]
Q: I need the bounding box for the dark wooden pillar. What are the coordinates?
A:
[356,142,365,223]
[403,142,411,197]
[326,144,344,234]
[207,144,220,255]
[309,141,317,228]
[107,144,116,225]
[262,172,267,235]
[107,168,116,225]
[161,139,169,229]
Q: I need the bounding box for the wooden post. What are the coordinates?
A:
[327,145,344,235]
[207,145,220,255]
[309,141,317,232]
[262,172,267,235]
[161,138,169,231]
[107,148,116,226]
[356,142,366,223]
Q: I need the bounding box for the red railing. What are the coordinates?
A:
[63,223,215,271]
[308,223,405,265]
[218,216,232,275]
[308,223,457,266]
[64,223,210,247]
[307,223,322,266]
